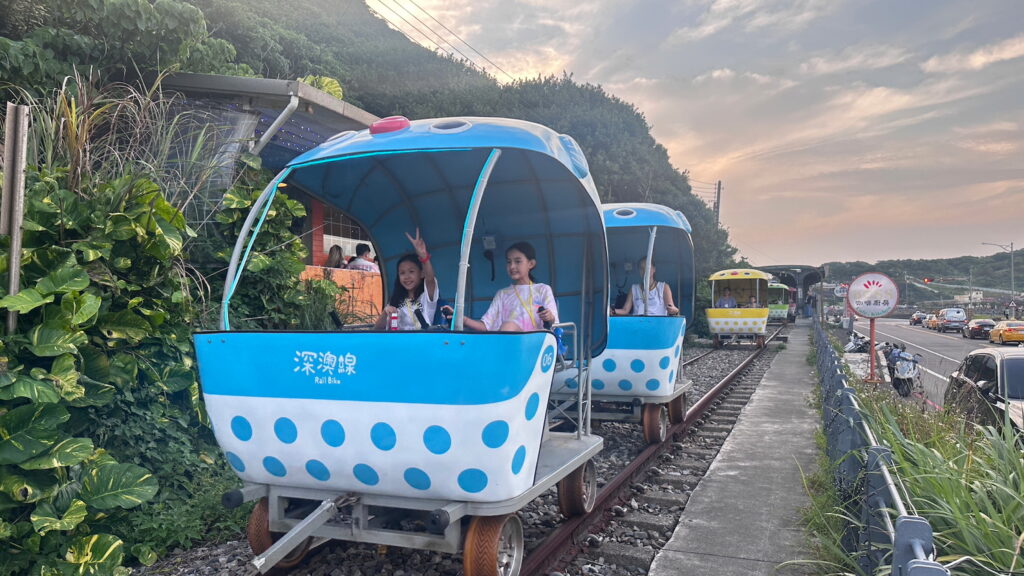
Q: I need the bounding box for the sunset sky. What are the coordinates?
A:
[367,0,1024,266]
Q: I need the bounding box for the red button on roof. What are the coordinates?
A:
[370,116,411,135]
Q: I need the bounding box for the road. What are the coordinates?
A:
[854,318,1010,407]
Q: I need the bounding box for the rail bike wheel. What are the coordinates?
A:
[247,498,313,571]
[463,514,524,576]
[668,394,686,425]
[642,403,669,445]
[558,459,597,517]
[756,335,766,348]
[712,334,721,349]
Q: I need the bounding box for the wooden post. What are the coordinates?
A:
[3,102,30,335]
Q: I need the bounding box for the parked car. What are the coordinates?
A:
[924,314,938,329]
[962,319,996,339]
[909,311,927,325]
[989,321,1024,345]
[935,307,968,333]
[945,348,1023,430]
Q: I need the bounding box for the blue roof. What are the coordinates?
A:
[279,116,609,354]
[602,203,692,233]
[289,116,596,195]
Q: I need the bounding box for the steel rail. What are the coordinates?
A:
[521,326,784,575]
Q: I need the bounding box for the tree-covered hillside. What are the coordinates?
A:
[826,251,1022,304]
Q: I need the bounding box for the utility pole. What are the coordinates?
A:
[713,180,722,225]
[2,102,30,335]
[983,241,1016,317]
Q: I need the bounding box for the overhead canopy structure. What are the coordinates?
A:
[758,265,825,302]
[224,116,609,355]
[159,72,379,173]
[602,203,695,322]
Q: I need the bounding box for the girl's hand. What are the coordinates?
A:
[667,305,680,316]
[538,307,555,323]
[405,228,428,258]
[382,305,397,317]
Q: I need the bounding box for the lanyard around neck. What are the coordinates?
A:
[513,283,536,326]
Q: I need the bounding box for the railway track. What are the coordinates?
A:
[525,326,785,576]
[136,330,785,576]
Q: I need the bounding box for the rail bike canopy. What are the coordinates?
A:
[709,268,772,302]
[602,203,695,323]
[221,116,609,355]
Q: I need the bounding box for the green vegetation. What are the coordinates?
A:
[803,338,1024,576]
[1,0,740,571]
[0,79,345,573]
[826,254,1022,305]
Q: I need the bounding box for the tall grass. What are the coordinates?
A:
[864,405,1024,575]
[10,70,230,225]
[802,328,1024,575]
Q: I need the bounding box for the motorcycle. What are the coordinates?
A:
[892,350,922,398]
[843,332,871,353]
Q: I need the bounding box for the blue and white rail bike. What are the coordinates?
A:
[195,116,610,576]
[551,203,695,444]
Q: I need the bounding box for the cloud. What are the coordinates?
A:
[667,0,837,44]
[921,33,1024,73]
[800,44,912,75]
[694,67,737,82]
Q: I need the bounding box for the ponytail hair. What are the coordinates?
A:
[389,254,424,307]
[506,241,538,282]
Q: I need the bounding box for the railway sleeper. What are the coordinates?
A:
[615,511,677,534]
[649,474,699,491]
[640,491,691,508]
[590,541,657,570]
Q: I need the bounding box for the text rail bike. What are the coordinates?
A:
[194,116,611,576]
[707,269,772,348]
[550,203,696,445]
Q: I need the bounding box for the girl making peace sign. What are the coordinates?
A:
[374,229,439,330]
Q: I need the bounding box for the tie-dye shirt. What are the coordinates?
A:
[481,283,559,331]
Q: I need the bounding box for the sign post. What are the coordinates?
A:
[846,273,899,384]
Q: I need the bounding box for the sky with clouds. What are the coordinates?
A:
[370,0,1024,266]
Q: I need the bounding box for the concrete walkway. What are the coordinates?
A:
[649,322,818,576]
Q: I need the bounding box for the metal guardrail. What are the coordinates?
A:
[812,317,949,576]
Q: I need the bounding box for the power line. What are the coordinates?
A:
[405,0,516,82]
[369,1,446,54]
[384,0,479,68]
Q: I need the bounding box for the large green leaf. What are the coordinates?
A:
[78,346,110,381]
[36,264,90,295]
[20,438,95,470]
[27,322,88,357]
[61,533,125,575]
[31,499,87,534]
[79,463,158,510]
[61,292,102,326]
[0,404,69,465]
[131,543,158,566]
[23,247,75,280]
[68,376,115,408]
[0,469,58,503]
[0,288,55,313]
[72,241,112,262]
[43,354,83,403]
[0,374,61,403]
[95,310,151,342]
[104,214,140,240]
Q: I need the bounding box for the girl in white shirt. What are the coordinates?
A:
[374,229,439,330]
[612,258,679,316]
[462,242,558,332]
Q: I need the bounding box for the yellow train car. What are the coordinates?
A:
[707,269,771,348]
